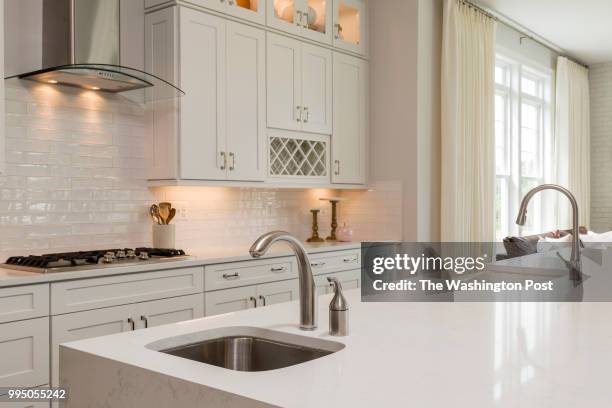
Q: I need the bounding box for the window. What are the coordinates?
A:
[495,54,553,241]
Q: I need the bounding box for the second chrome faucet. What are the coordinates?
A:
[516,184,582,279]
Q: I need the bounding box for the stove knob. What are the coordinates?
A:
[139,252,149,260]
[103,252,116,264]
[116,250,126,259]
[126,250,136,259]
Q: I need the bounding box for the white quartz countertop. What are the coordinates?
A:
[0,241,361,288]
[62,289,612,408]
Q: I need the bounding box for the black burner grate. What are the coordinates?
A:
[5,248,187,269]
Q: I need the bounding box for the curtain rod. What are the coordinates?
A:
[457,0,589,69]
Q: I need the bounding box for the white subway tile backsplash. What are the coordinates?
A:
[1,81,401,260]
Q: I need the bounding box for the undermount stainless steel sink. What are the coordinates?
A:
[148,327,345,372]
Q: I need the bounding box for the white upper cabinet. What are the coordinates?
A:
[145,6,266,182]
[178,9,227,180]
[267,0,332,44]
[267,34,302,132]
[147,0,266,24]
[267,33,332,135]
[332,0,366,55]
[225,21,267,181]
[332,52,367,184]
[301,43,333,134]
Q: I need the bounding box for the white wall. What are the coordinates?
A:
[590,62,612,232]
[368,0,419,241]
[369,0,442,241]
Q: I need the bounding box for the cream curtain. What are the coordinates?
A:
[441,0,497,241]
[554,57,591,229]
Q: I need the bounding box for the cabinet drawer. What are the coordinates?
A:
[309,249,361,275]
[205,258,297,291]
[0,285,49,324]
[0,317,49,389]
[51,267,204,315]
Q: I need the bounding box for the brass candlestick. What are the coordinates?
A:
[306,209,324,243]
[326,199,340,241]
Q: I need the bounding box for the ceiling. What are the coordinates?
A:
[475,0,612,65]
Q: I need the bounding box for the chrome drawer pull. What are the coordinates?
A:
[249,296,257,308]
[127,317,135,331]
[141,315,149,329]
[271,266,286,272]
[222,272,240,280]
[310,261,326,268]
[343,256,358,263]
[259,295,267,306]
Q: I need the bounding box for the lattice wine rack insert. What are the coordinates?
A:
[269,136,328,177]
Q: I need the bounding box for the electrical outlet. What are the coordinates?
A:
[175,202,189,219]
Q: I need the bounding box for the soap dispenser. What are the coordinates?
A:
[328,277,349,336]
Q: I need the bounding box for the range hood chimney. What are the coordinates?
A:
[5,0,183,101]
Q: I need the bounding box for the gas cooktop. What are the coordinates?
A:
[2,248,192,273]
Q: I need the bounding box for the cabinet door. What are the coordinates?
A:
[145,7,179,180]
[301,43,332,135]
[267,0,303,36]
[51,305,133,385]
[225,22,266,181]
[267,33,302,132]
[179,8,227,180]
[256,280,299,307]
[136,294,204,329]
[205,286,257,316]
[332,52,367,184]
[226,0,266,25]
[0,318,49,389]
[332,0,366,55]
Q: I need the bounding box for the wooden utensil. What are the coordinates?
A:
[166,208,177,224]
[158,203,171,225]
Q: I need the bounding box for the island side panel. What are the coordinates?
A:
[59,346,279,408]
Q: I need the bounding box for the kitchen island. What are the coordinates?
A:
[60,287,612,407]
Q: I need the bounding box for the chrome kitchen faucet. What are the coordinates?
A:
[250,232,317,330]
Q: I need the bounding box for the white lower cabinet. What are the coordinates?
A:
[51,294,203,386]
[256,279,299,307]
[0,318,49,389]
[205,285,257,316]
[205,270,360,317]
[205,279,299,316]
[136,295,204,329]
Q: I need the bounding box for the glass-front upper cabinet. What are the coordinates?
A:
[332,0,366,55]
[267,0,332,44]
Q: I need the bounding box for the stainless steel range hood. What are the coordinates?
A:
[5,0,183,101]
